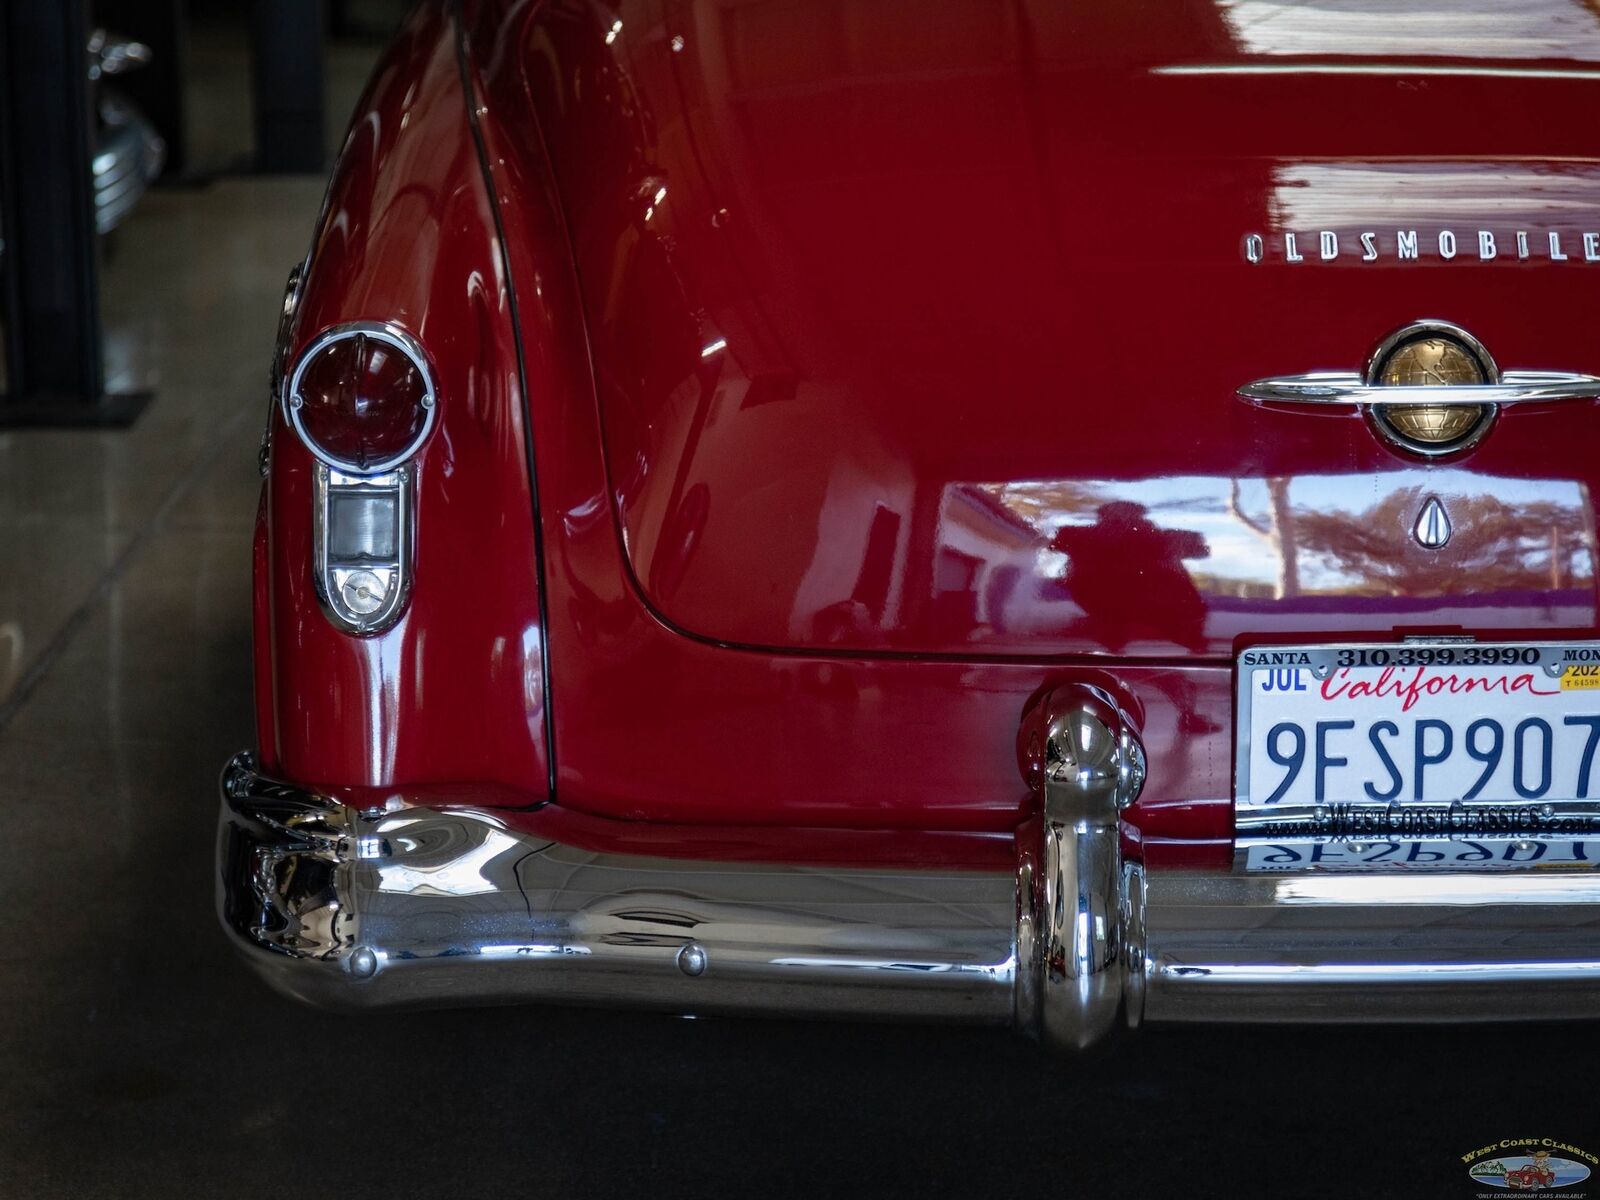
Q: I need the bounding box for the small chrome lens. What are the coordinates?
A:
[339,569,389,616]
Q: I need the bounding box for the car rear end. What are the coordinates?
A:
[219,0,1600,1048]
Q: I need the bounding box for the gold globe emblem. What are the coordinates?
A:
[1367,327,1494,454]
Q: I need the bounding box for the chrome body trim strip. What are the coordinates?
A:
[1155,63,1600,81]
[1237,371,1600,406]
[260,263,304,478]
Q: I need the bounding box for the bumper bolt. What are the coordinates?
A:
[677,943,708,977]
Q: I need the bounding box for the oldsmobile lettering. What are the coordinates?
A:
[1242,228,1600,264]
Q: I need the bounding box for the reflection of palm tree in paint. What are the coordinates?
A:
[1228,477,1300,598]
[1297,489,1594,597]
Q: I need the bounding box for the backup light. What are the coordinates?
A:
[314,465,411,634]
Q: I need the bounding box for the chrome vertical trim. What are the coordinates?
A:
[260,262,304,478]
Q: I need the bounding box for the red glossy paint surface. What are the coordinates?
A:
[461,0,1230,837]
[258,0,1600,852]
[483,0,1600,661]
[260,4,549,794]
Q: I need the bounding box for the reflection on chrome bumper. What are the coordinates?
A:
[217,752,1021,1027]
[218,729,1600,1049]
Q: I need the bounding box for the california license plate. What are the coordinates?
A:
[1235,641,1600,838]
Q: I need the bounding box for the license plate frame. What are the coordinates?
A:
[1234,639,1600,839]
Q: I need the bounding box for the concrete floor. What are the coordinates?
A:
[3,140,1600,1200]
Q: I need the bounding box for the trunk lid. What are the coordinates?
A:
[548,0,1600,658]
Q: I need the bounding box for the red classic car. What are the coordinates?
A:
[218,0,1600,1049]
[1507,1162,1557,1191]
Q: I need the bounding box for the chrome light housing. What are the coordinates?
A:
[283,322,436,635]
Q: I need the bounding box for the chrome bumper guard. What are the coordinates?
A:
[218,692,1600,1048]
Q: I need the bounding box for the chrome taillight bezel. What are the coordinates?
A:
[282,321,438,475]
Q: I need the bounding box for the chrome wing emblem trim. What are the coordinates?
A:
[1238,370,1600,406]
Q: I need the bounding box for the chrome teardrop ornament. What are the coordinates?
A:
[1413,496,1452,549]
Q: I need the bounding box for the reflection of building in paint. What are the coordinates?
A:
[1263,161,1600,244]
[1215,0,1600,61]
[929,487,1039,636]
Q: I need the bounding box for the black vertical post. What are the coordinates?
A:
[0,0,146,425]
[250,0,326,174]
[0,8,20,395]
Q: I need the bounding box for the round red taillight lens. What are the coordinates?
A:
[285,324,436,473]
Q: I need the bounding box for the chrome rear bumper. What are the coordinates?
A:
[218,750,1021,1026]
[218,711,1600,1048]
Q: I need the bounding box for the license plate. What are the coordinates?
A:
[1235,641,1600,838]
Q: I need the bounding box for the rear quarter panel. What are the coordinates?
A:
[259,1,550,797]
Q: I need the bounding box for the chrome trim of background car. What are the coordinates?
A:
[282,321,438,476]
[93,90,165,234]
[217,744,1600,1048]
[87,28,154,79]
